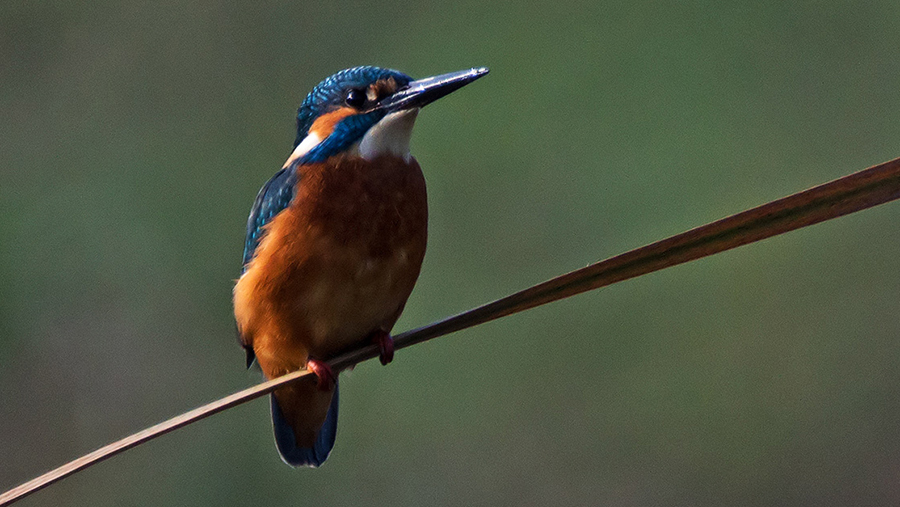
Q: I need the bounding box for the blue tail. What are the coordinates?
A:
[271,382,339,467]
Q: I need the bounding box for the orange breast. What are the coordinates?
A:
[233,154,428,380]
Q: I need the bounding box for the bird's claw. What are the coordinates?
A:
[306,359,336,391]
[371,330,394,365]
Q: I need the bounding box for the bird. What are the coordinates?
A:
[233,66,488,467]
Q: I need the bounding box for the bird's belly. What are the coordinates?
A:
[289,235,419,355]
[234,155,428,376]
[235,235,423,373]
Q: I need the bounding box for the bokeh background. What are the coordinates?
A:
[2,1,900,505]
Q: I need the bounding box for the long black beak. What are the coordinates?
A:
[377,67,489,113]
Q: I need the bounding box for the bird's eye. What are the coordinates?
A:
[345,89,366,108]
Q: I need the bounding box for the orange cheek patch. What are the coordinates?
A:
[309,107,356,139]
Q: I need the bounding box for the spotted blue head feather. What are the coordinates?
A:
[294,66,412,148]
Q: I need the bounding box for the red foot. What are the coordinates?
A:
[306,359,336,391]
[371,330,394,366]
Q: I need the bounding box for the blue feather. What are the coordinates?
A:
[239,167,298,368]
[298,112,383,164]
[242,167,298,269]
[271,384,339,468]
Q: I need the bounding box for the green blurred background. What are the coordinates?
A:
[2,1,900,505]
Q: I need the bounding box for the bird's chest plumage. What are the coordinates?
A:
[234,155,427,375]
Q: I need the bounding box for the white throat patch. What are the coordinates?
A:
[355,108,419,161]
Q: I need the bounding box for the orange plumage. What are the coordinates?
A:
[233,153,427,445]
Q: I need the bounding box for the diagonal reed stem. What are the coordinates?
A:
[3,156,900,506]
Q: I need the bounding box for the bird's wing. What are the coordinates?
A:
[239,166,298,368]
[242,166,298,269]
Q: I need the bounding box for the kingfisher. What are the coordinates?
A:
[233,66,488,467]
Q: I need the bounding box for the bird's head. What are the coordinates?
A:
[284,66,488,168]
